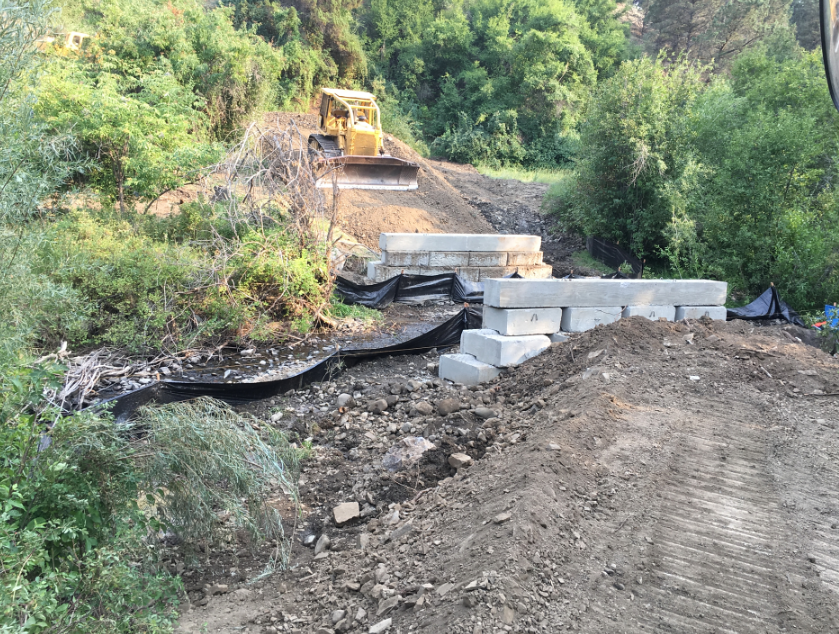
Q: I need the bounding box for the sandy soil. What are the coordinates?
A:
[174,315,839,634]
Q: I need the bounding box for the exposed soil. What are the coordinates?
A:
[261,114,596,275]
[175,315,839,634]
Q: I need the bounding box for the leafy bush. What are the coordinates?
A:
[551,46,839,311]
[0,363,181,633]
[552,55,705,257]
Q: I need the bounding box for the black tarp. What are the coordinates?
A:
[726,286,805,327]
[335,271,523,309]
[96,307,483,420]
[586,236,644,278]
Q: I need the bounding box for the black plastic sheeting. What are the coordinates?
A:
[586,236,644,278]
[727,286,805,327]
[335,271,523,309]
[96,307,483,421]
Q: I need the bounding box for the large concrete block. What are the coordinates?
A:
[560,307,622,332]
[622,305,676,321]
[461,329,551,367]
[379,233,541,253]
[480,265,553,280]
[482,306,563,335]
[484,278,728,309]
[428,251,471,267]
[439,353,500,386]
[366,263,427,282]
[675,305,727,321]
[506,252,543,266]
[381,251,429,267]
[515,264,553,279]
[469,252,508,267]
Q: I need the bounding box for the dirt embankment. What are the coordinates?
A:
[176,317,839,634]
[263,113,590,275]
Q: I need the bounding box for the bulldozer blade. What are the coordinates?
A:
[314,155,419,191]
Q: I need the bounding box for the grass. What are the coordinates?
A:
[476,165,569,185]
[327,296,382,323]
[570,250,615,275]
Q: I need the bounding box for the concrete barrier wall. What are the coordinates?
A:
[484,278,728,309]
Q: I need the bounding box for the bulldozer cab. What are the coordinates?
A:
[310,88,419,190]
[317,89,382,154]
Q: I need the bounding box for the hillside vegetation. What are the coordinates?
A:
[1,0,839,630]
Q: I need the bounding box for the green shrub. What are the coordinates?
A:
[552,55,705,257]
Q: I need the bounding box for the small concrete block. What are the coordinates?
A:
[622,305,676,321]
[675,305,727,320]
[469,252,508,266]
[548,332,569,344]
[439,353,500,386]
[367,260,382,280]
[428,251,471,267]
[379,233,541,253]
[506,251,543,266]
[560,307,622,332]
[461,329,550,367]
[381,251,429,267]
[482,306,563,335]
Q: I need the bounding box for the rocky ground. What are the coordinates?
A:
[175,315,839,634]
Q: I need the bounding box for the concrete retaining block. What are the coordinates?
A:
[380,233,541,253]
[428,251,471,267]
[461,329,551,367]
[484,278,728,308]
[481,265,553,280]
[622,305,676,321]
[506,252,543,266]
[560,307,622,332]
[675,306,727,321]
[468,252,508,267]
[381,251,429,267]
[439,353,500,386]
[482,306,563,335]
[367,263,553,283]
[548,332,569,344]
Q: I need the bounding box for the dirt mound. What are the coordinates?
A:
[263,113,493,248]
[176,316,839,634]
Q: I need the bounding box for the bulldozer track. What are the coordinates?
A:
[582,391,839,633]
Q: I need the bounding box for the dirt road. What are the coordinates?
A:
[175,316,839,634]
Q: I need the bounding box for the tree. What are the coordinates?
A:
[643,0,793,68]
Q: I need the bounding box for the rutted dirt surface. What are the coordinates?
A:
[176,316,839,634]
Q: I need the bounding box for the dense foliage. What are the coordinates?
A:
[550,45,839,309]
[363,0,630,167]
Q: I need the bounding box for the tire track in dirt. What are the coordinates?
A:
[583,390,839,633]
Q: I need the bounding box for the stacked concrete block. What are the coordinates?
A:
[622,305,677,322]
[561,307,623,332]
[482,278,728,335]
[438,353,500,386]
[482,306,563,336]
[367,233,553,282]
[461,329,550,367]
[675,306,727,320]
[439,328,551,386]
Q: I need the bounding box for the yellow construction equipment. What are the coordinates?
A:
[35,31,89,53]
[308,88,419,191]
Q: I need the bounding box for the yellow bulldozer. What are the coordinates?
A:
[308,88,419,191]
